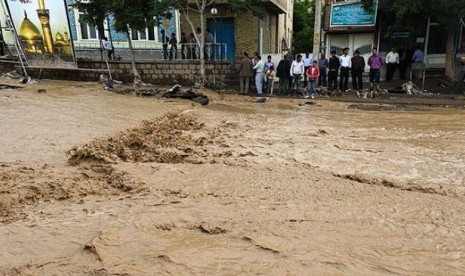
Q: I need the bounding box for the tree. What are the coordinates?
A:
[362,0,465,80]
[74,0,171,84]
[293,0,315,54]
[159,0,264,84]
[71,0,110,61]
[108,0,173,84]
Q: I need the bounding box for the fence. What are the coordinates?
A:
[74,43,228,62]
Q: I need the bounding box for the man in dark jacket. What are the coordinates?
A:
[351,50,365,93]
[276,54,292,95]
[456,57,465,94]
[328,50,340,91]
[318,52,328,87]
[238,51,254,94]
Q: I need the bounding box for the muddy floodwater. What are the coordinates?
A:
[1,80,465,274]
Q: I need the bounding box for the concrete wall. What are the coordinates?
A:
[0,59,232,85]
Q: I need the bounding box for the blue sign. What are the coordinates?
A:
[330,2,378,27]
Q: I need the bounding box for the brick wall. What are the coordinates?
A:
[234,11,259,58]
[178,7,287,61]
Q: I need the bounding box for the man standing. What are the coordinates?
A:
[303,52,312,88]
[238,51,253,95]
[385,47,399,81]
[456,57,465,94]
[160,30,169,60]
[411,45,425,80]
[367,47,385,92]
[286,49,294,89]
[188,33,197,59]
[339,47,351,92]
[318,52,328,87]
[169,32,177,60]
[328,50,340,92]
[180,32,187,59]
[204,29,214,60]
[253,55,265,96]
[276,55,291,95]
[398,45,411,80]
[102,37,113,61]
[290,54,305,96]
[351,50,365,94]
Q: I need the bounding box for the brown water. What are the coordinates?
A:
[1,80,465,274]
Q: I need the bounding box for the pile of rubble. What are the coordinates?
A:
[99,75,209,105]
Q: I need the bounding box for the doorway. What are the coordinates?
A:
[207,17,235,63]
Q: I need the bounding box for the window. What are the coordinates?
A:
[80,22,98,40]
[130,27,156,41]
[78,13,99,40]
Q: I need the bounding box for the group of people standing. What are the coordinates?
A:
[325,47,386,95]
[238,51,320,98]
[238,52,276,96]
[160,28,215,60]
[238,45,430,98]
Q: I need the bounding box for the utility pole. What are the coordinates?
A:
[313,0,322,61]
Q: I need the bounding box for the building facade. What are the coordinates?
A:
[322,0,463,75]
[179,0,293,62]
[322,0,377,70]
[1,1,293,63]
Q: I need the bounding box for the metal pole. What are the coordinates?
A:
[313,0,322,60]
[422,16,431,91]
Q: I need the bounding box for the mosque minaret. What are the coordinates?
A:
[36,0,54,54]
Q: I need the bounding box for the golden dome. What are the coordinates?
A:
[19,12,42,41]
[55,32,64,41]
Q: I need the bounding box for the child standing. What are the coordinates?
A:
[266,66,276,95]
[306,60,319,99]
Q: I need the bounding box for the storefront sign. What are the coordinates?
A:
[390,31,411,39]
[330,1,378,27]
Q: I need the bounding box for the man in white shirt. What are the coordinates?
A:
[253,55,265,96]
[302,51,312,88]
[290,54,305,96]
[102,37,114,61]
[338,47,351,91]
[385,47,399,81]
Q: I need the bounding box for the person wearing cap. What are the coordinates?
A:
[351,49,365,95]
[367,47,385,92]
[328,50,340,92]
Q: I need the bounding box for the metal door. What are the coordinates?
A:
[207,17,235,62]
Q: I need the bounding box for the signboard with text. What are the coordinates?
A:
[330,1,378,27]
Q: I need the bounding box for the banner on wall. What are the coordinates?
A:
[330,1,378,27]
[2,0,75,66]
